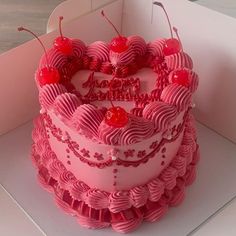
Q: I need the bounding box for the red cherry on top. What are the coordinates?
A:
[153,2,181,56]
[38,67,60,86]
[163,38,181,56]
[54,16,73,55]
[101,10,128,53]
[171,68,190,87]
[105,106,129,128]
[18,27,60,87]
[110,36,128,53]
[54,36,72,55]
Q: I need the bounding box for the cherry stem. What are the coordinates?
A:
[153,2,173,38]
[18,27,50,68]
[109,74,116,108]
[173,27,183,50]
[59,16,64,39]
[101,10,121,37]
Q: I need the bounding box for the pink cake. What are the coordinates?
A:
[28,4,200,233]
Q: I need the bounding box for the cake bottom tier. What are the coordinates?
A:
[31,115,200,233]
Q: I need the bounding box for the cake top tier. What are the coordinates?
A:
[19,3,199,146]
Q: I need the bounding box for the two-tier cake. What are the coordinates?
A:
[24,3,200,233]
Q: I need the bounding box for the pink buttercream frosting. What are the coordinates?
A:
[85,189,109,209]
[147,38,166,57]
[39,48,68,69]
[71,104,104,138]
[109,191,131,213]
[109,46,135,67]
[147,178,165,202]
[86,41,110,62]
[31,114,200,233]
[130,185,149,208]
[143,101,178,131]
[39,84,67,110]
[53,93,81,121]
[165,52,193,70]
[71,39,87,58]
[161,84,192,111]
[127,35,147,56]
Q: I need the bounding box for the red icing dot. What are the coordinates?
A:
[105,106,129,128]
[67,160,71,165]
[162,155,166,159]
[163,38,181,56]
[161,147,166,153]
[113,169,118,173]
[161,161,165,166]
[113,182,117,186]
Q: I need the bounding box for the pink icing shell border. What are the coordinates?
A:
[31,114,200,233]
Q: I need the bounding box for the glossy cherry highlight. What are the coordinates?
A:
[153,2,181,56]
[105,106,129,128]
[18,26,60,86]
[163,38,181,56]
[101,10,128,53]
[171,68,190,87]
[54,16,73,55]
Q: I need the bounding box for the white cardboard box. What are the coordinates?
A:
[1,0,236,235]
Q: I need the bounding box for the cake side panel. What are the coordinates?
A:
[45,111,186,192]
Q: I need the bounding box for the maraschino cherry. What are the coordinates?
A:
[105,106,129,128]
[153,2,181,56]
[18,27,60,86]
[105,75,129,128]
[54,16,73,55]
[101,10,128,53]
[171,68,190,87]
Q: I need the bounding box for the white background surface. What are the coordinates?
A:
[1,0,236,235]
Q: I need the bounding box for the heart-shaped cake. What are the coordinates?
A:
[27,3,200,233]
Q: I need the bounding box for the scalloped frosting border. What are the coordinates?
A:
[31,114,200,233]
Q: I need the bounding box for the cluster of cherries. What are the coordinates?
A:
[18,2,191,129]
[153,2,191,87]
